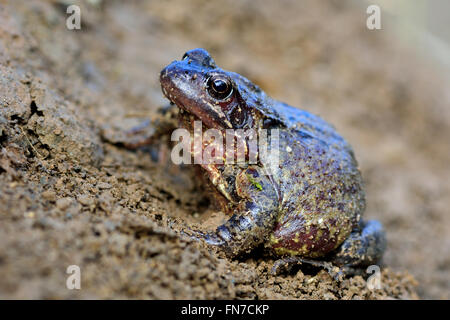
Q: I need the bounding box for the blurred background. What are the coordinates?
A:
[375,0,450,68]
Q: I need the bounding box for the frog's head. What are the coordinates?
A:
[160,48,283,131]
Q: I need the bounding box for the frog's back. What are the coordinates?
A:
[267,101,365,258]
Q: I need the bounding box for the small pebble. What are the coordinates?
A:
[42,190,56,202]
[77,194,95,206]
[97,182,112,189]
[56,197,72,210]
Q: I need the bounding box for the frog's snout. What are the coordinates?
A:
[159,61,204,113]
[159,66,172,101]
[159,62,186,99]
[159,65,172,94]
[159,48,216,98]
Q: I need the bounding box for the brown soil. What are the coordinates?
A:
[1,0,449,299]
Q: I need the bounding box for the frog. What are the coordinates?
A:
[122,48,387,279]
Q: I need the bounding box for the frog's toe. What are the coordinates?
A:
[179,227,227,247]
[271,257,345,282]
[270,257,295,275]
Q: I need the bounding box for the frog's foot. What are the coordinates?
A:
[101,103,178,150]
[179,212,274,257]
[121,119,155,149]
[329,219,387,269]
[271,257,346,282]
[179,227,226,246]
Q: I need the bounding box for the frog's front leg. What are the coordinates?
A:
[187,166,280,258]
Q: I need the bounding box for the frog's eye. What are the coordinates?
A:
[206,76,233,100]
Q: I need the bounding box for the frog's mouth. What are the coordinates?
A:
[177,107,207,127]
[169,96,231,131]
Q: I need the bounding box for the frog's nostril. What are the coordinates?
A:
[159,67,173,92]
[159,67,169,83]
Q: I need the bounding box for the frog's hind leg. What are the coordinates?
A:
[271,220,386,281]
[329,219,386,271]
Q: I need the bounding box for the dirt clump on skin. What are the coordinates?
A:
[1,0,449,299]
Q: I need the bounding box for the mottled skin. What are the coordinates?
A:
[155,48,386,278]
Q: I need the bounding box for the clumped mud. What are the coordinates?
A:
[1,0,449,299]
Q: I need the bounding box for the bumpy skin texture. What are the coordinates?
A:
[159,48,386,273]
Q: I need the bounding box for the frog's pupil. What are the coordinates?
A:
[212,79,228,93]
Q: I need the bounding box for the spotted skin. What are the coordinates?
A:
[158,48,386,277]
